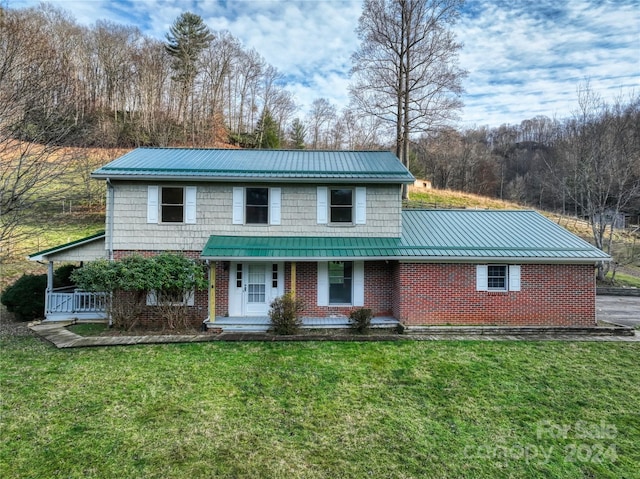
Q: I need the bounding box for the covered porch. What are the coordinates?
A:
[201,235,401,328]
[29,232,108,322]
[45,287,108,322]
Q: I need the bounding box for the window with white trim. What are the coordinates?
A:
[246,187,269,224]
[317,186,366,225]
[330,189,353,224]
[147,185,196,224]
[232,187,281,225]
[161,187,184,223]
[476,265,521,292]
[147,289,195,306]
[317,261,365,306]
[488,265,507,291]
[329,261,353,304]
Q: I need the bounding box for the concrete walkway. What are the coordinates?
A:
[29,321,639,349]
[597,295,640,328]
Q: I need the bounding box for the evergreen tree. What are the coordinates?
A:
[289,117,306,149]
[165,12,213,142]
[255,108,280,149]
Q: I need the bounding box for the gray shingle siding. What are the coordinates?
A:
[110,181,402,251]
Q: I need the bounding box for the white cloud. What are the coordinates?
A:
[10,0,640,128]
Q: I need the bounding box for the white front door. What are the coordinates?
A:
[244,263,269,316]
[228,262,284,317]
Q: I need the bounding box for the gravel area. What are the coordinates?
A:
[0,308,33,338]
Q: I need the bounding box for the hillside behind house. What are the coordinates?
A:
[3,162,637,290]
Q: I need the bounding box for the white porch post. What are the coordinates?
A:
[45,261,54,317]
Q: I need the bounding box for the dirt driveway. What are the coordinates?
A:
[597,295,640,328]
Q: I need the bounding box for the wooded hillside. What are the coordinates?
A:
[0,3,638,278]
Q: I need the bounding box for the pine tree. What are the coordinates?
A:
[165,12,213,142]
[289,117,307,149]
[255,108,280,149]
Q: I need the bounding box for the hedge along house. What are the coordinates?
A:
[31,148,609,328]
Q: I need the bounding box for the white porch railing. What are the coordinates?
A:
[46,288,107,315]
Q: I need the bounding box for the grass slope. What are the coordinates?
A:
[1,337,638,478]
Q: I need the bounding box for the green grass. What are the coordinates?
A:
[1,336,638,478]
[605,271,640,289]
[67,322,110,336]
[407,188,522,210]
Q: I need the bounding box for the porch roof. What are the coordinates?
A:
[29,231,106,262]
[201,210,609,263]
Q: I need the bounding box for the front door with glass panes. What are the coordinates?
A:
[230,262,282,316]
[244,263,269,315]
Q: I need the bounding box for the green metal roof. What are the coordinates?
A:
[92,148,415,184]
[399,210,609,260]
[201,210,609,262]
[202,236,402,259]
[29,231,105,261]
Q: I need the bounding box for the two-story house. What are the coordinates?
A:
[30,148,609,330]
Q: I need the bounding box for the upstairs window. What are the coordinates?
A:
[147,186,196,224]
[330,189,353,223]
[317,187,366,225]
[232,187,281,225]
[161,187,184,223]
[246,187,269,224]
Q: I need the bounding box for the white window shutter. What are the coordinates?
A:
[147,186,159,223]
[146,291,158,306]
[355,187,366,224]
[232,187,244,224]
[185,186,197,224]
[476,265,488,291]
[353,261,365,306]
[509,265,521,291]
[184,290,195,306]
[317,187,328,224]
[317,262,329,306]
[270,187,281,225]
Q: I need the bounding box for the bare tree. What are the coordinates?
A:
[350,0,466,194]
[0,9,73,261]
[551,84,640,279]
[307,98,337,149]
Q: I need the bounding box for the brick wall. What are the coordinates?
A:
[285,261,394,317]
[111,252,597,327]
[112,250,208,327]
[393,263,596,326]
[214,261,229,318]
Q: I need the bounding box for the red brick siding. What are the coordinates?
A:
[112,250,208,326]
[113,251,596,327]
[393,263,596,326]
[214,261,229,317]
[285,261,393,317]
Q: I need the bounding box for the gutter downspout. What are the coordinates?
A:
[106,178,115,327]
[106,178,114,261]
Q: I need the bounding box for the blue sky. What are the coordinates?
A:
[11,0,640,128]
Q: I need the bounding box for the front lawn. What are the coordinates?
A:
[1,336,638,478]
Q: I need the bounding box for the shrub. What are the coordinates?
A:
[1,274,47,321]
[349,308,373,333]
[71,253,207,331]
[54,264,78,288]
[269,293,304,335]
